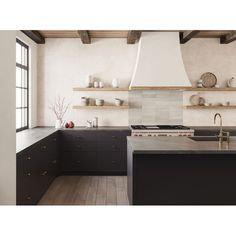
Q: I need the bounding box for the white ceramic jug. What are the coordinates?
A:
[112,78,119,88]
[227,77,236,87]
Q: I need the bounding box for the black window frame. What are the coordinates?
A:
[16,38,29,132]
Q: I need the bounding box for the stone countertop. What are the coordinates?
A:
[127,136,236,154]
[190,126,236,130]
[17,126,131,154]
[58,126,131,131]
[16,127,57,153]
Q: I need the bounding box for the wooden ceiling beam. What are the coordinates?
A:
[77,30,91,44]
[179,30,200,44]
[220,31,236,44]
[127,31,142,44]
[21,30,45,44]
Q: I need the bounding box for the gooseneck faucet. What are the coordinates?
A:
[214,113,230,148]
[214,113,223,137]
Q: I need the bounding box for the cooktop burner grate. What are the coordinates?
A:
[131,125,191,130]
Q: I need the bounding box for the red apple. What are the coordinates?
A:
[65,122,69,128]
[69,121,74,128]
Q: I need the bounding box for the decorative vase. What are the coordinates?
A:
[112,78,119,88]
[55,119,62,129]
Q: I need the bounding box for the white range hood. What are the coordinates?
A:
[129,32,192,89]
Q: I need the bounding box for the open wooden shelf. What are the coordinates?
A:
[73,105,129,109]
[184,105,236,109]
[73,87,129,91]
[73,87,236,92]
[185,87,236,91]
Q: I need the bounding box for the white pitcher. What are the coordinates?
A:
[112,78,119,88]
[227,77,236,87]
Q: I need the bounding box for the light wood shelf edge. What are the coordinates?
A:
[185,88,236,91]
[73,87,130,91]
[184,105,236,109]
[130,86,190,90]
[73,105,129,109]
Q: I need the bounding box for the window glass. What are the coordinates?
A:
[16,39,29,132]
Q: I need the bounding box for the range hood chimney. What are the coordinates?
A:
[129,32,192,89]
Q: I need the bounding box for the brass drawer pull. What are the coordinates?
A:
[27,157,31,160]
[27,173,31,176]
[26,196,32,200]
[41,171,48,176]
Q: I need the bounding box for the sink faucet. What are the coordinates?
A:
[214,113,230,148]
[214,113,223,137]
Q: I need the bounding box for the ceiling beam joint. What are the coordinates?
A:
[21,30,45,44]
[77,30,91,44]
[127,31,142,44]
[179,30,200,44]
[220,31,236,44]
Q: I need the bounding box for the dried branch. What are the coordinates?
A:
[49,95,70,121]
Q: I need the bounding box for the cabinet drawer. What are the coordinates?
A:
[99,142,126,152]
[97,130,130,143]
[99,152,127,172]
[61,152,97,172]
[61,131,97,151]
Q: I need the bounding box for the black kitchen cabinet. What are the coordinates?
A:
[60,129,131,174]
[17,128,131,205]
[17,132,59,205]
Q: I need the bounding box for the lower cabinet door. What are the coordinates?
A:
[61,152,97,172]
[17,172,42,205]
[99,152,127,172]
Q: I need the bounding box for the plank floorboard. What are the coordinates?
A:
[106,176,117,205]
[96,176,107,205]
[38,176,129,205]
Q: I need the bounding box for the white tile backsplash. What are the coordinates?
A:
[129,90,183,125]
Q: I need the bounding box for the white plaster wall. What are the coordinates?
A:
[38,37,236,127]
[16,31,38,128]
[38,38,138,126]
[181,38,236,126]
[0,31,16,204]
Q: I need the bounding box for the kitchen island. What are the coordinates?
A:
[127,136,236,205]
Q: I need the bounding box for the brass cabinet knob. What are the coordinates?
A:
[52,160,57,164]
[27,157,31,160]
[26,196,31,200]
[42,146,47,150]
[27,173,31,176]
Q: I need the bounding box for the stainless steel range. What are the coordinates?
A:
[131,125,194,137]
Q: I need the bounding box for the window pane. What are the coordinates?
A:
[21,107,24,127]
[24,108,28,127]
[22,89,27,107]
[23,69,27,88]
[24,47,28,66]
[16,88,22,108]
[16,43,21,64]
[16,39,29,131]
[16,109,21,129]
[16,67,21,87]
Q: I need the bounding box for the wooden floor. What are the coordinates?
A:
[38,176,129,205]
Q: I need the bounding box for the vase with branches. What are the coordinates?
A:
[49,96,69,128]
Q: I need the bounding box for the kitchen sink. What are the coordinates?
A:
[189,136,227,142]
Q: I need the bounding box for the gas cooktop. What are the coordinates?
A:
[131,125,191,130]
